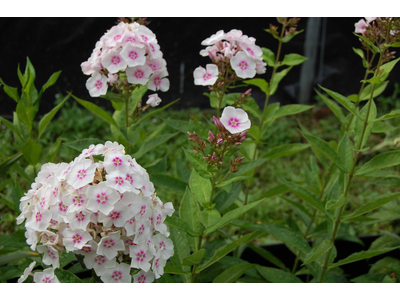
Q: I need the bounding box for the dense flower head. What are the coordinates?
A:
[194,28,266,86]
[81,20,169,98]
[18,141,174,283]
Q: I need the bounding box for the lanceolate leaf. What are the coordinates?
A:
[319,85,363,121]
[182,249,206,266]
[342,192,400,221]
[21,138,42,166]
[213,263,255,283]
[359,81,389,101]
[164,214,201,237]
[270,67,293,95]
[243,78,269,95]
[247,243,290,272]
[0,152,23,173]
[179,187,202,238]
[54,268,83,283]
[38,94,69,139]
[256,266,303,283]
[300,131,348,174]
[63,138,104,152]
[198,209,221,228]
[355,150,400,176]
[189,169,212,209]
[329,246,400,269]
[281,53,308,66]
[133,133,178,159]
[315,89,347,124]
[264,143,310,160]
[302,240,334,265]
[183,148,212,179]
[196,231,260,272]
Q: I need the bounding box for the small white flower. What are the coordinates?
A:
[101,263,132,283]
[193,64,219,86]
[85,72,108,97]
[230,51,256,79]
[33,267,60,283]
[146,93,162,107]
[18,261,36,283]
[220,106,251,134]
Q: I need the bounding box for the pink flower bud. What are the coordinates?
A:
[217,138,223,144]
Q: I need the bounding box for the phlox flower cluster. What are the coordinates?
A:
[193,29,266,86]
[81,20,169,105]
[17,141,174,283]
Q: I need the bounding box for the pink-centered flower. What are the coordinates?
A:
[85,72,108,97]
[120,43,146,67]
[220,106,251,134]
[33,267,59,283]
[230,51,256,79]
[355,19,368,34]
[101,49,128,74]
[86,181,120,215]
[66,159,96,190]
[126,65,152,85]
[97,231,125,260]
[100,263,132,283]
[193,64,219,86]
[148,70,170,92]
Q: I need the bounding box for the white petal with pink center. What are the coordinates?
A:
[83,241,117,276]
[147,42,162,59]
[103,24,125,47]
[152,233,174,260]
[193,64,219,86]
[220,106,251,134]
[97,231,125,260]
[105,171,132,193]
[230,51,256,79]
[131,195,152,222]
[64,209,92,231]
[152,255,167,279]
[98,201,133,228]
[103,151,130,174]
[129,241,154,272]
[86,72,108,97]
[66,159,96,190]
[201,30,225,46]
[101,49,128,74]
[33,267,59,283]
[120,43,146,67]
[148,70,170,92]
[86,181,120,215]
[133,270,155,283]
[62,191,88,212]
[25,227,39,251]
[37,245,60,269]
[133,219,151,244]
[26,203,52,232]
[152,206,168,236]
[62,228,92,251]
[101,262,132,283]
[355,19,368,34]
[145,57,167,73]
[126,64,152,85]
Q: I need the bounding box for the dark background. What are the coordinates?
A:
[1,17,399,118]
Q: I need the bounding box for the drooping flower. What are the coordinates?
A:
[18,261,36,283]
[220,106,251,134]
[355,19,369,34]
[146,93,162,107]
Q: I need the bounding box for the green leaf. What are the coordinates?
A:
[270,67,293,95]
[379,57,400,81]
[353,33,380,53]
[54,268,83,283]
[247,243,290,271]
[300,131,348,174]
[217,159,267,187]
[0,235,28,248]
[355,150,400,176]
[338,132,353,173]
[16,101,38,130]
[163,118,199,133]
[63,138,104,152]
[281,53,308,66]
[0,116,22,140]
[196,231,259,272]
[329,246,400,269]
[315,89,347,124]
[359,81,389,101]
[189,169,212,209]
[371,121,396,133]
[134,98,180,126]
[182,249,206,266]
[262,223,311,254]
[150,174,187,192]
[374,108,400,122]
[362,76,382,84]
[319,85,363,121]
[164,263,189,275]
[198,209,221,228]
[204,199,265,235]
[243,78,269,95]
[213,263,255,283]
[0,152,23,174]
[326,194,347,210]
[100,90,125,103]
[352,47,368,68]
[70,93,118,127]
[273,104,313,119]
[21,138,42,166]
[261,47,276,67]
[240,97,262,119]
[342,192,400,221]
[38,94,69,139]
[179,187,202,239]
[302,240,334,265]
[0,78,20,102]
[168,226,191,282]
[182,148,212,179]
[282,29,304,43]
[216,181,242,213]
[277,177,326,214]
[264,143,310,160]
[354,98,376,150]
[256,266,303,283]
[133,132,178,159]
[164,214,201,237]
[38,70,61,100]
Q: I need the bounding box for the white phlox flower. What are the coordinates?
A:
[19,141,174,283]
[220,106,251,134]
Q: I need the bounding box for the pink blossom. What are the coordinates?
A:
[355,19,368,34]
[146,93,162,107]
[85,72,109,97]
[148,70,170,92]
[230,51,256,79]
[126,64,153,85]
[120,43,146,67]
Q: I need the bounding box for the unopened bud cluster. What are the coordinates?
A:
[271,17,301,39]
[188,106,250,171]
[17,141,174,283]
[355,17,400,61]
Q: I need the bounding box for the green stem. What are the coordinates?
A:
[318,54,382,282]
[191,226,205,283]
